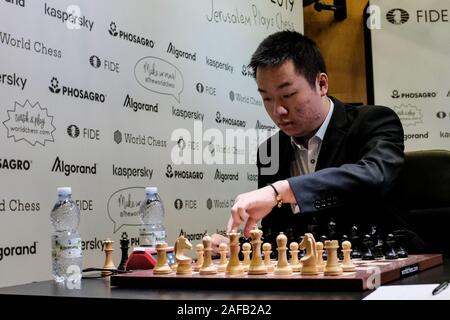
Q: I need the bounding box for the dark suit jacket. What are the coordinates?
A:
[257,97,425,251]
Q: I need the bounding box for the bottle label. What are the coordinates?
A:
[52,236,82,258]
[139,229,165,247]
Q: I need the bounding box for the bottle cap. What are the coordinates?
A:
[57,187,72,196]
[145,187,158,195]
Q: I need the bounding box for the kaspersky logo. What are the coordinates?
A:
[386,8,409,25]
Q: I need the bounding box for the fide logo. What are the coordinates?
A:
[89,55,101,68]
[67,125,80,138]
[166,164,174,178]
[206,198,213,210]
[386,8,409,25]
[177,137,186,151]
[174,199,183,210]
[196,82,204,93]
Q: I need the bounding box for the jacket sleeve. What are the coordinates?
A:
[287,106,405,215]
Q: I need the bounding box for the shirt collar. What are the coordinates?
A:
[290,98,334,148]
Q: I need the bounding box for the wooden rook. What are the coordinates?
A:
[324,240,343,276]
[102,238,115,276]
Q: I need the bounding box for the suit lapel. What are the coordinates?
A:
[316,98,348,170]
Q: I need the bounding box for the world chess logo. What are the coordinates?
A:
[206,198,213,210]
[114,130,122,144]
[229,90,235,102]
[166,164,174,178]
[67,125,80,138]
[386,8,409,25]
[48,77,61,94]
[108,21,118,36]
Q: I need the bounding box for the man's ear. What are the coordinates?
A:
[317,73,328,96]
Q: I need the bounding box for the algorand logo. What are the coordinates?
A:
[108,21,154,48]
[256,120,276,131]
[0,158,31,170]
[51,157,97,176]
[0,241,37,261]
[386,8,409,25]
[167,42,196,61]
[123,94,158,113]
[214,168,239,182]
[165,164,204,180]
[49,77,106,103]
[215,112,246,127]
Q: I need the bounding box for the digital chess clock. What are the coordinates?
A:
[125,246,175,271]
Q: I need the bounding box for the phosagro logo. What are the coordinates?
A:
[51,157,97,176]
[165,164,204,180]
[0,241,37,261]
[0,158,31,171]
[391,89,436,99]
[48,77,106,103]
[215,111,246,127]
[386,8,409,25]
[108,21,154,48]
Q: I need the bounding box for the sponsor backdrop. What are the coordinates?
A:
[370,0,450,151]
[0,0,303,287]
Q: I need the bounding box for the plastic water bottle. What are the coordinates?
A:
[50,187,82,286]
[139,187,166,247]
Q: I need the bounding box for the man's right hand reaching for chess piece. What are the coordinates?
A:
[230,180,296,238]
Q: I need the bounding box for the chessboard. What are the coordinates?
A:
[110,254,443,291]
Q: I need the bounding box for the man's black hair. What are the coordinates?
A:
[249,31,326,88]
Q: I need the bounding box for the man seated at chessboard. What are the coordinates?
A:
[212,30,426,255]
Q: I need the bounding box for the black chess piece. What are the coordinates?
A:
[394,233,409,258]
[350,224,362,259]
[362,234,375,260]
[385,233,399,260]
[370,225,384,259]
[320,235,328,260]
[118,232,130,271]
[338,234,348,260]
[327,218,338,241]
